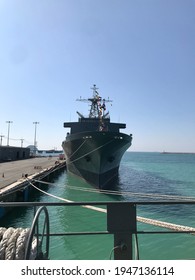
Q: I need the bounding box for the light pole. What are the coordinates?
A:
[33,121,39,156]
[20,138,24,148]
[6,121,13,146]
[0,134,5,146]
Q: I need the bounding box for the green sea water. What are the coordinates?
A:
[1,152,195,260]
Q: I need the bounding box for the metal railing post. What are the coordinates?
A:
[107,203,137,260]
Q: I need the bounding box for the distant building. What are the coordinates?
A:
[37,149,64,157]
[26,146,64,157]
[27,145,38,157]
[0,146,30,162]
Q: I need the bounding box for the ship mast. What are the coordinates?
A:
[76,84,112,118]
[89,84,101,118]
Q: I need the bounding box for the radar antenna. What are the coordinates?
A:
[76,84,112,118]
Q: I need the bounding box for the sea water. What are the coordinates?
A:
[1,152,195,260]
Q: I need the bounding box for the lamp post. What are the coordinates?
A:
[33,121,39,156]
[6,121,13,146]
[0,134,5,146]
[20,138,24,148]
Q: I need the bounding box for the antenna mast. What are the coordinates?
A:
[76,84,112,118]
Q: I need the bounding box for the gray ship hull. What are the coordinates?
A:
[62,131,132,189]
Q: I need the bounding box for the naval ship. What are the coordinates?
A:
[62,85,132,189]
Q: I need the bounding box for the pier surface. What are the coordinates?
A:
[0,157,62,190]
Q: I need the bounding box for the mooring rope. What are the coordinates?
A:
[65,138,115,165]
[15,228,30,260]
[0,227,14,260]
[5,228,23,260]
[0,227,6,241]
[26,179,195,234]
[27,178,108,213]
[67,140,87,160]
[32,178,195,202]
[0,226,38,260]
[137,216,195,235]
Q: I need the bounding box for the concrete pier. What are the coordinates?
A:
[0,157,66,200]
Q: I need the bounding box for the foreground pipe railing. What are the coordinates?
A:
[1,201,195,260]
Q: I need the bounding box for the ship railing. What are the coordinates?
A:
[1,201,195,260]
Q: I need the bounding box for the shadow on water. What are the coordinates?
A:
[64,171,126,202]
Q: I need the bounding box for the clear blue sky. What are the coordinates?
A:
[0,0,195,152]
